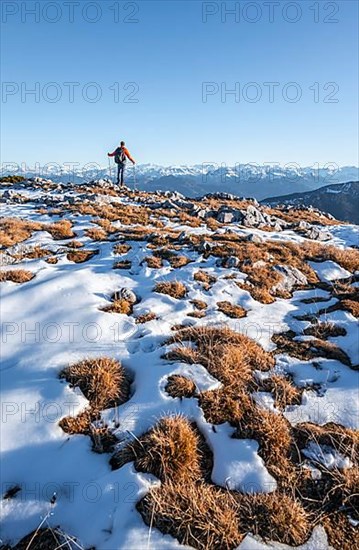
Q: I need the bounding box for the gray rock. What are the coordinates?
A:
[245,233,263,243]
[272,265,308,293]
[305,227,332,241]
[113,288,137,304]
[223,256,240,268]
[217,211,235,224]
[241,205,266,227]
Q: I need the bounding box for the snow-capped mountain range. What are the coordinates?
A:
[3,164,358,200]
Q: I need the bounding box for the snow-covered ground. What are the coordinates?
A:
[0,180,358,549]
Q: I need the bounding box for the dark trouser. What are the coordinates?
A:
[117,162,126,186]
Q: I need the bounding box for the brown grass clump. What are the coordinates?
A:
[93,218,117,233]
[341,299,359,318]
[259,375,302,410]
[65,239,83,248]
[293,422,358,464]
[168,255,191,268]
[116,416,202,483]
[154,281,187,299]
[113,243,131,254]
[169,326,275,377]
[59,408,93,434]
[138,481,243,550]
[45,220,74,240]
[190,299,208,310]
[187,310,206,318]
[11,245,52,261]
[165,375,196,399]
[85,227,108,241]
[164,345,199,364]
[144,255,163,269]
[272,331,352,367]
[0,217,42,247]
[323,512,359,550]
[101,299,133,315]
[113,260,132,270]
[10,527,81,550]
[301,241,359,273]
[0,269,34,283]
[193,270,217,290]
[217,300,246,319]
[135,312,157,324]
[59,357,129,410]
[46,257,58,264]
[240,493,310,546]
[66,249,98,263]
[303,321,346,339]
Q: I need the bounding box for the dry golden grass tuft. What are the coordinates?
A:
[260,374,302,410]
[45,219,74,240]
[59,408,93,434]
[138,480,243,550]
[11,245,53,261]
[113,260,132,270]
[301,241,359,273]
[0,269,34,283]
[190,299,208,310]
[144,255,163,269]
[341,299,359,318]
[165,375,196,399]
[303,321,347,339]
[135,312,157,324]
[66,249,98,263]
[93,218,117,233]
[46,256,58,264]
[193,270,217,290]
[114,415,202,483]
[164,345,199,364]
[187,310,206,318]
[323,512,359,550]
[0,217,42,247]
[65,239,83,249]
[217,300,246,318]
[85,227,108,241]
[154,281,187,299]
[113,243,131,254]
[272,330,351,367]
[59,357,129,410]
[293,422,358,463]
[101,298,133,315]
[168,254,191,268]
[169,326,275,377]
[240,492,310,546]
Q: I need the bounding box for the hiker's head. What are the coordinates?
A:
[120,141,125,146]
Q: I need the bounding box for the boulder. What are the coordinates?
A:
[272,265,308,294]
[222,256,240,268]
[241,205,266,227]
[113,288,138,304]
[305,227,332,241]
[245,233,263,243]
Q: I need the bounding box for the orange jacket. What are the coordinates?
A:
[108,147,135,164]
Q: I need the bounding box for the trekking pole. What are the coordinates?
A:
[108,156,112,184]
[133,163,137,191]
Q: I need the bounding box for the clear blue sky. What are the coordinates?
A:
[1,0,358,168]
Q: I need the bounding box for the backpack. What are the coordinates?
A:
[114,147,127,164]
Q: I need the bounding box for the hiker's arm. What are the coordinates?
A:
[107,150,116,157]
[124,148,136,164]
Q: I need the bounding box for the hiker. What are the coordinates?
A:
[108,141,136,187]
